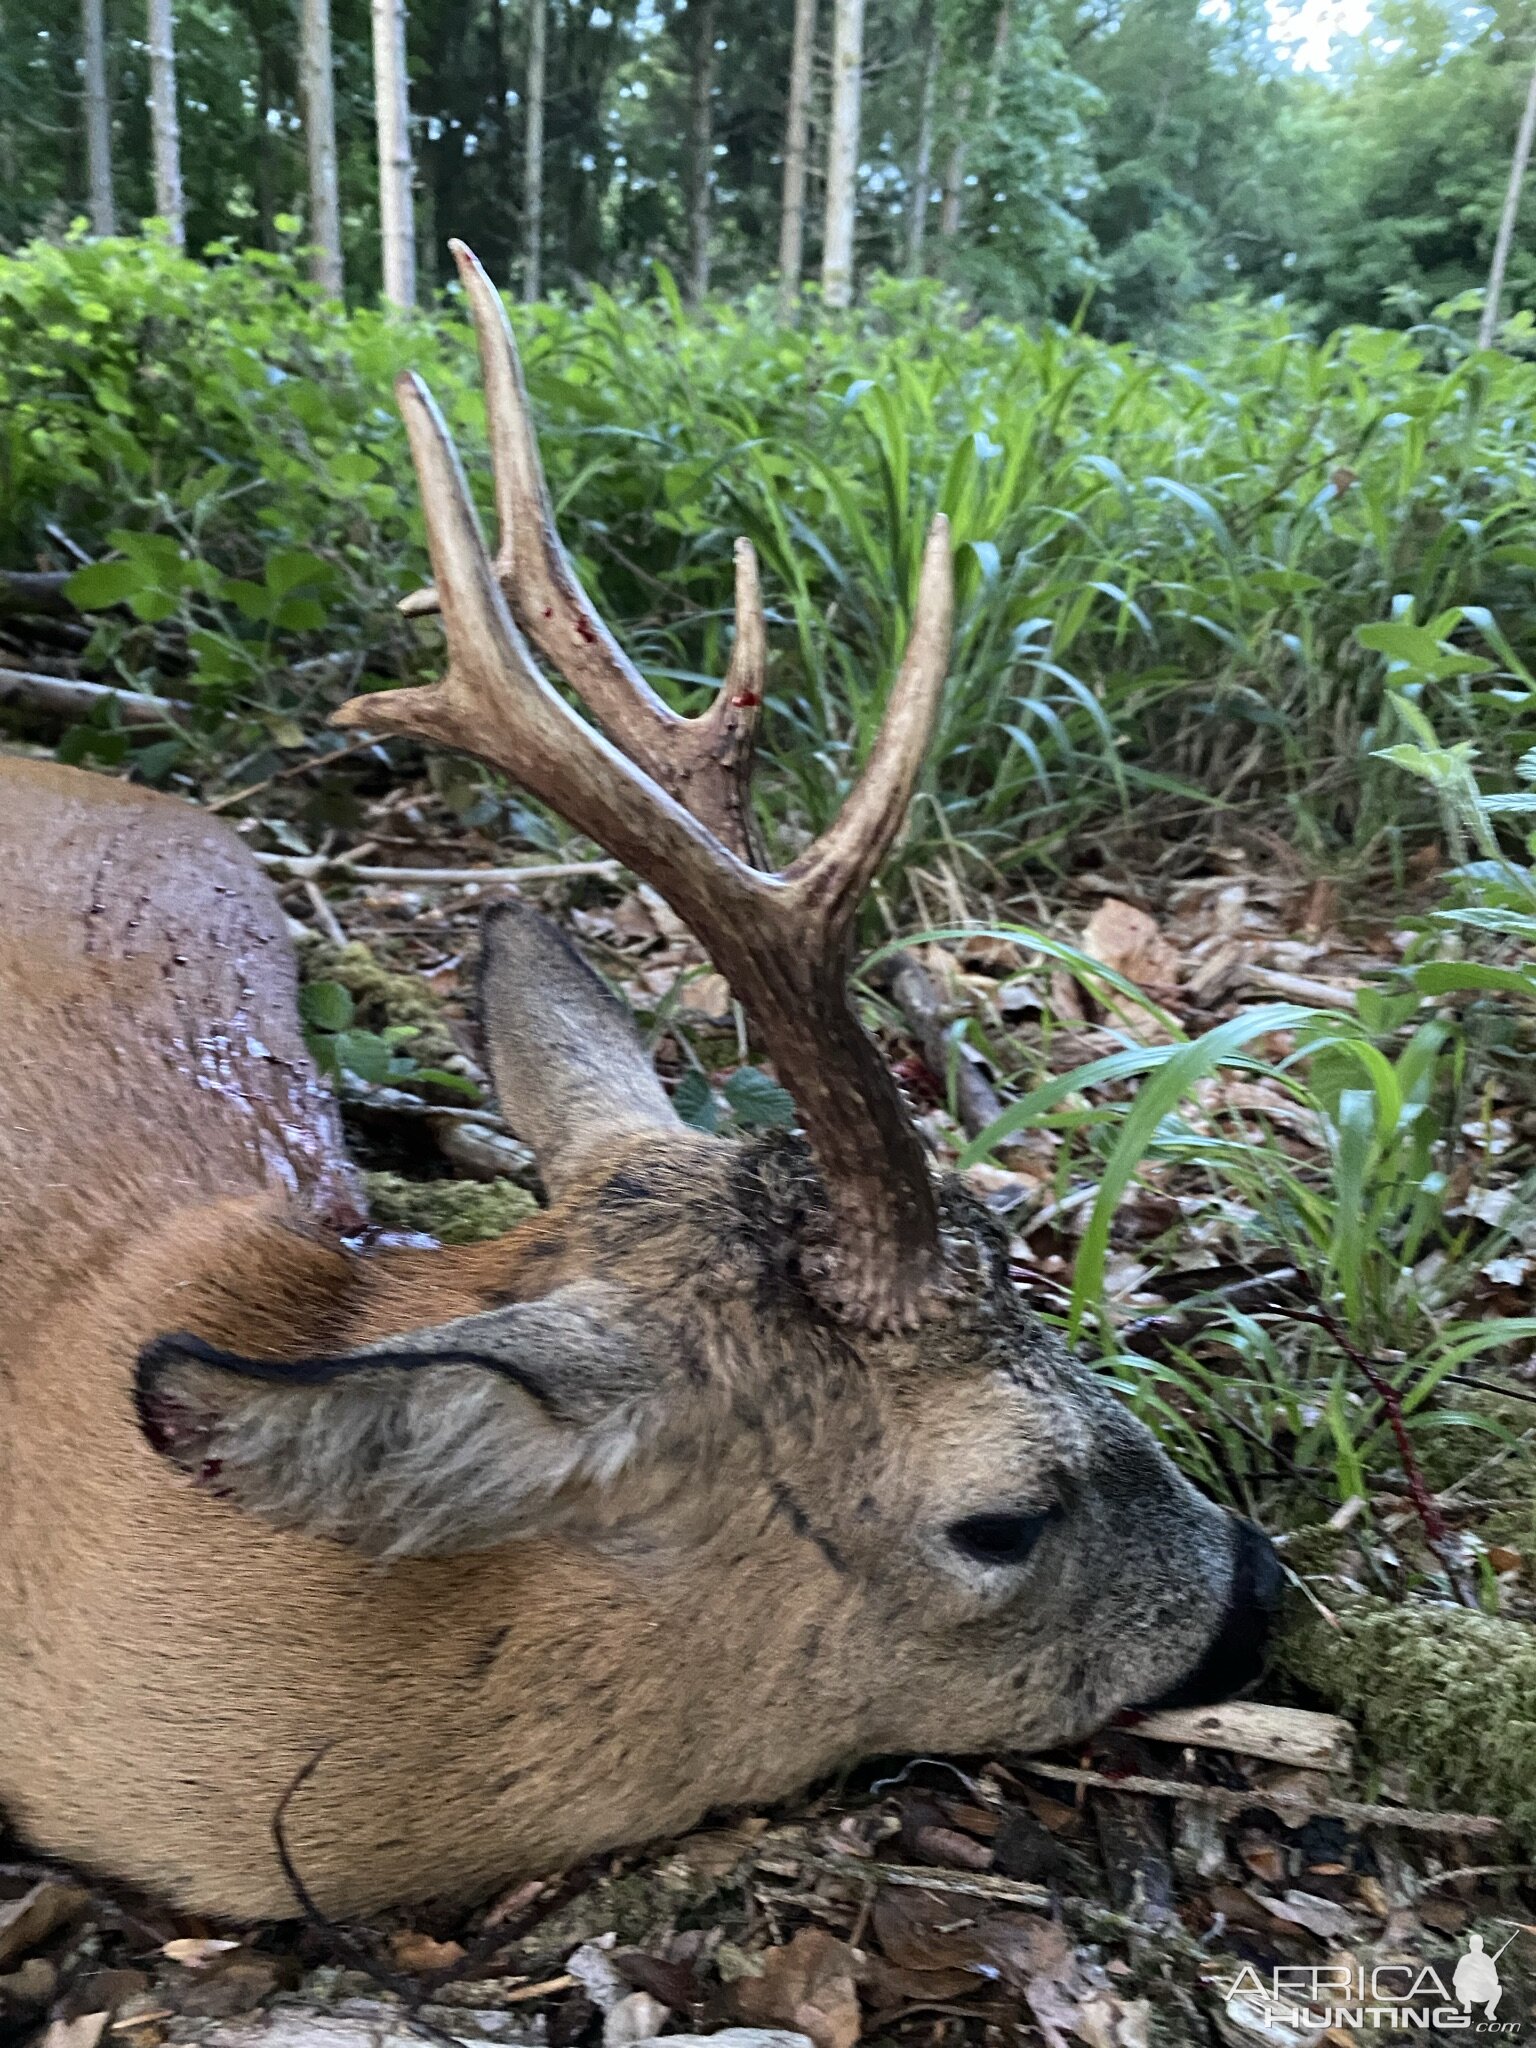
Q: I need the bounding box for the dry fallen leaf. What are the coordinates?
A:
[681,972,733,1023]
[174,1956,282,2019]
[159,1940,242,1970]
[387,1930,466,1973]
[0,1957,57,2008]
[0,1883,90,1969]
[732,1928,862,2048]
[41,2016,108,2048]
[1259,1890,1359,1941]
[1081,899,1181,991]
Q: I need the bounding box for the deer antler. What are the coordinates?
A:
[334,241,954,1329]
[399,246,766,865]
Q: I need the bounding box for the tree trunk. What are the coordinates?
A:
[522,0,545,301]
[255,40,278,249]
[940,5,1007,243]
[1480,54,1536,351]
[939,76,970,239]
[820,0,864,310]
[906,0,937,274]
[685,0,719,306]
[776,0,817,320]
[0,1,15,206]
[146,0,185,246]
[372,0,416,307]
[81,0,115,235]
[301,0,344,293]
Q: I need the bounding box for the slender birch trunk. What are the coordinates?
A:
[146,0,184,246]
[82,0,115,234]
[0,1,15,205]
[1481,55,1536,351]
[255,40,278,247]
[820,0,864,310]
[686,0,718,305]
[372,0,415,308]
[939,77,970,239]
[776,0,817,321]
[301,0,344,293]
[522,0,545,301]
[906,0,937,274]
[941,4,1007,244]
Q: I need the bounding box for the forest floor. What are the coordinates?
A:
[4,743,1536,2048]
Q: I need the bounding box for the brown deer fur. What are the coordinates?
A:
[0,754,1270,1920]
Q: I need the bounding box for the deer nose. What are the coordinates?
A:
[1142,1516,1283,1710]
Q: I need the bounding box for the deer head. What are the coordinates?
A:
[124,247,1278,1914]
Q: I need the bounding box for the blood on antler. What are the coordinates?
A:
[334,239,954,1328]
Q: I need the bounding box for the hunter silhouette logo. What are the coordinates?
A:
[1455,1931,1515,2022]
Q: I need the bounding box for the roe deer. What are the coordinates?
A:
[0,242,1279,1921]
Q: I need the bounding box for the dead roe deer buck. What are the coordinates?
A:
[0,244,1279,1922]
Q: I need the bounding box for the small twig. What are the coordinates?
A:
[207,732,389,812]
[1444,1372,1536,1409]
[272,1750,590,2024]
[1121,1266,1302,1351]
[302,879,348,948]
[798,1852,1050,1908]
[1418,1863,1536,1888]
[271,1749,466,2048]
[253,852,622,887]
[43,524,93,568]
[1019,1759,1501,1838]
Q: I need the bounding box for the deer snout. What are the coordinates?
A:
[1142,1515,1283,1710]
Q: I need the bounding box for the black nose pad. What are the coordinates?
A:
[1142,1516,1283,1711]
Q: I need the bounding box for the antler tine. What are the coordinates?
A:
[333,374,755,908]
[684,537,768,867]
[449,240,760,863]
[783,518,952,935]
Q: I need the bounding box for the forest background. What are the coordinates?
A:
[3,0,1534,342]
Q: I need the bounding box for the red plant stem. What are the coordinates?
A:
[1275,1302,1471,1600]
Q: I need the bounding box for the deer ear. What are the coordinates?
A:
[477,902,680,1198]
[136,1284,659,1558]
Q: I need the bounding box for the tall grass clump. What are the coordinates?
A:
[6,233,1536,870]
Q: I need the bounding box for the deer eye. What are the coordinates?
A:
[946,1508,1057,1570]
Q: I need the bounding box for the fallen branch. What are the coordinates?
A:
[1019,1758,1501,1839]
[882,953,1004,1139]
[1130,1701,1352,1772]
[0,569,76,618]
[254,852,622,886]
[0,669,187,725]
[1244,962,1359,1012]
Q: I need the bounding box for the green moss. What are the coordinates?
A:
[364,1172,537,1244]
[1277,1592,1536,1841]
[301,939,465,1071]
